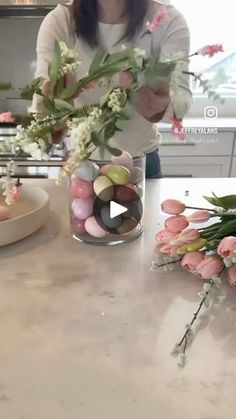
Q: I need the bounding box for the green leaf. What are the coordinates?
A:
[49,41,62,86]
[0,82,12,91]
[105,144,122,156]
[60,81,82,100]
[91,131,102,147]
[20,76,45,100]
[89,47,109,74]
[204,194,236,209]
[54,98,74,112]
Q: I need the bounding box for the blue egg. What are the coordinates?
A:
[101,205,122,229]
[74,161,99,181]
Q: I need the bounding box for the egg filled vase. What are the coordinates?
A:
[69,152,146,245]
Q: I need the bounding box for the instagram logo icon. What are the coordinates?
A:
[204,106,218,119]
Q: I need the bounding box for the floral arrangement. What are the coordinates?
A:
[0,7,224,205]
[152,193,236,367]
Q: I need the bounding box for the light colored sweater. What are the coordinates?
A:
[33,1,191,157]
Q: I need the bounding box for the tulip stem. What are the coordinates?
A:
[186,206,215,212]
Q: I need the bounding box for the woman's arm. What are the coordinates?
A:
[137,5,192,123]
[31,5,75,113]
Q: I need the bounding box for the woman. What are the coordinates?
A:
[33,0,191,177]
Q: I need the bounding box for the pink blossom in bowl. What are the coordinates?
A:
[0,112,15,123]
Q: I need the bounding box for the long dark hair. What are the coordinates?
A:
[72,0,149,47]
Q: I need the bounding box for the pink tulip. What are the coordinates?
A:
[188,210,211,223]
[165,215,189,234]
[171,228,200,246]
[195,256,223,280]
[227,266,236,288]
[197,44,224,57]
[160,244,179,257]
[181,251,205,273]
[217,236,236,258]
[161,199,186,215]
[155,229,176,244]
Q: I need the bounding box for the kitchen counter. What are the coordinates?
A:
[1,178,236,419]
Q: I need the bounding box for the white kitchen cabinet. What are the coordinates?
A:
[160,156,231,178]
[231,158,236,177]
[159,132,234,157]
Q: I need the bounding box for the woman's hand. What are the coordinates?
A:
[120,71,170,123]
[136,87,170,123]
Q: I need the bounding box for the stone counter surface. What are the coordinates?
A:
[0,178,236,419]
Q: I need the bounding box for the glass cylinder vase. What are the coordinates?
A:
[69,153,146,245]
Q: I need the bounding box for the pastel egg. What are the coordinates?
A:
[73,218,86,234]
[93,176,114,201]
[111,151,133,169]
[107,165,131,185]
[85,216,107,238]
[115,184,138,202]
[100,164,113,176]
[116,218,138,235]
[70,178,93,199]
[123,200,142,220]
[74,161,99,181]
[71,198,93,220]
[0,205,10,222]
[130,167,144,184]
[101,205,122,229]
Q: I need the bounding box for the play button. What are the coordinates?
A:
[110,201,127,218]
[93,185,143,235]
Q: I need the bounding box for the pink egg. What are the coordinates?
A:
[70,178,93,199]
[115,184,138,202]
[111,151,133,169]
[73,218,86,234]
[0,205,10,222]
[71,198,93,220]
[100,164,114,176]
[85,216,107,238]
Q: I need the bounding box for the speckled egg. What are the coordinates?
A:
[115,184,138,202]
[70,178,93,199]
[130,167,144,184]
[100,164,113,176]
[101,205,122,229]
[85,216,107,238]
[107,165,131,185]
[74,161,99,181]
[0,205,10,222]
[111,151,133,169]
[116,218,138,235]
[71,198,93,220]
[93,176,114,202]
[73,218,86,234]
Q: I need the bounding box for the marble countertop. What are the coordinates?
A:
[1,178,236,419]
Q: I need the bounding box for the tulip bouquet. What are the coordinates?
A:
[152,194,236,367]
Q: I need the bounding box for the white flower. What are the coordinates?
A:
[107,89,122,113]
[133,48,146,58]
[203,283,211,293]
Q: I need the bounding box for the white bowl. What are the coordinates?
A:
[0,185,49,247]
